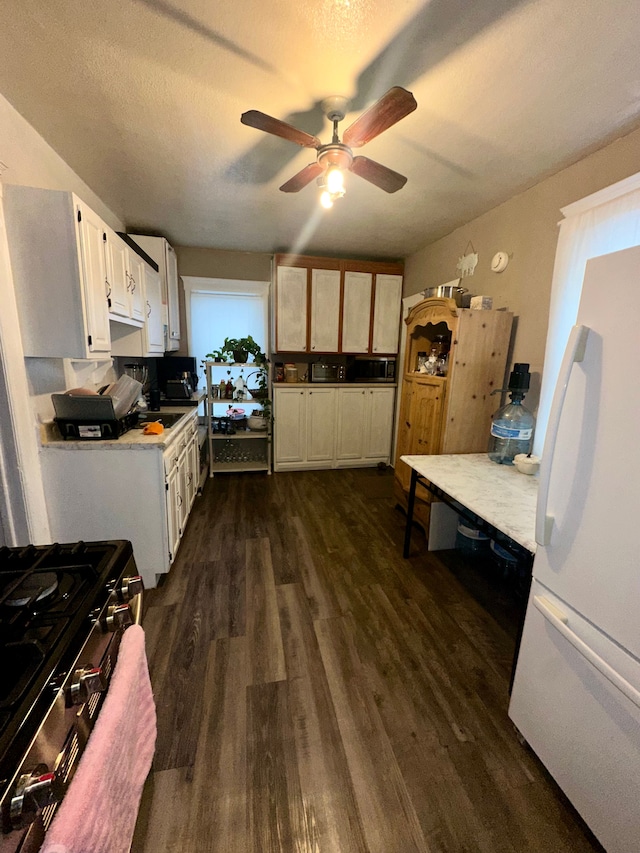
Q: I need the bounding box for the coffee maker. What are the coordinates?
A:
[158,356,198,399]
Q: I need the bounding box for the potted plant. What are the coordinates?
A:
[205,335,267,365]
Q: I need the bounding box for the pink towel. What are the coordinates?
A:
[41,624,157,853]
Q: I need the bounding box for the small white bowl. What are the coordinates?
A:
[513,454,540,475]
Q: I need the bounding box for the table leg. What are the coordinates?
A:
[403,467,418,558]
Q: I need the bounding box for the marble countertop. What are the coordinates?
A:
[41,406,198,451]
[401,453,538,553]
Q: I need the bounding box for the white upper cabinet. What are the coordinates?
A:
[342,271,372,352]
[105,229,145,326]
[142,266,164,354]
[105,227,130,320]
[129,234,181,351]
[372,274,403,354]
[274,255,403,355]
[165,244,180,349]
[125,248,146,324]
[276,265,308,351]
[4,186,111,358]
[310,268,341,352]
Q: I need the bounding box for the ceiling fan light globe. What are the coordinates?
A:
[320,190,334,209]
[327,167,344,194]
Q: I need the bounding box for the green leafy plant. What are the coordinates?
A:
[205,335,267,365]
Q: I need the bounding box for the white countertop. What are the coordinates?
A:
[41,406,198,450]
[401,453,538,553]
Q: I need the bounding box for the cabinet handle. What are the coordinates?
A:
[147,301,151,317]
[126,272,132,292]
[105,277,111,298]
[177,494,183,507]
[130,276,136,293]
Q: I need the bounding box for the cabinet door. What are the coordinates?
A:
[166,243,181,349]
[164,459,181,563]
[342,272,372,353]
[127,250,146,323]
[274,388,306,464]
[409,379,445,457]
[364,387,396,459]
[336,387,367,459]
[276,266,307,351]
[310,268,340,352]
[76,203,111,353]
[372,274,402,354]
[143,266,165,354]
[187,430,199,507]
[105,228,131,319]
[177,444,189,534]
[306,388,336,462]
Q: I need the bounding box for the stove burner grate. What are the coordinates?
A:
[4,571,59,608]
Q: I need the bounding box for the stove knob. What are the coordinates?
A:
[101,603,133,632]
[10,765,64,830]
[112,575,144,603]
[68,664,107,706]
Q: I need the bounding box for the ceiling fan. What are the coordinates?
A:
[240,87,417,207]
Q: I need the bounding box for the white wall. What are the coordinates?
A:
[404,123,640,416]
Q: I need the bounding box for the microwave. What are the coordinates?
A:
[310,362,345,383]
[347,356,396,383]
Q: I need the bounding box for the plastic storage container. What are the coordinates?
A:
[489,540,519,576]
[456,520,490,555]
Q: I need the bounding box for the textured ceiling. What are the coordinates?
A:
[2,0,640,258]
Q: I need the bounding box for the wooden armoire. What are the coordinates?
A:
[394,297,514,531]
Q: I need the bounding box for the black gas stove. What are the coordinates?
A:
[0,540,143,848]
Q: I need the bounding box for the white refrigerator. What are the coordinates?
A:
[509,245,640,853]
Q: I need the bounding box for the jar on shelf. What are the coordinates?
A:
[416,351,428,372]
[284,364,298,383]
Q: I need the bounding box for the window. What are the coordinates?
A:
[183,278,269,383]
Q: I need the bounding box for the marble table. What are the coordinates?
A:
[400,453,539,558]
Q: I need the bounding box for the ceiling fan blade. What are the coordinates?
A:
[350,156,407,193]
[279,162,325,193]
[241,110,321,149]
[342,87,417,149]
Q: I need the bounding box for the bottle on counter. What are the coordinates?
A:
[488,363,535,464]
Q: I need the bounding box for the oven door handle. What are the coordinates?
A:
[130,591,143,626]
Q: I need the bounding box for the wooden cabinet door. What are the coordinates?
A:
[409,379,445,457]
[336,387,367,459]
[306,388,336,462]
[76,202,111,353]
[276,266,308,351]
[372,274,402,353]
[342,271,372,352]
[274,388,306,464]
[364,387,395,459]
[310,268,340,352]
[395,377,444,489]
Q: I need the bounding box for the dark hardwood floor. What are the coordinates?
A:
[131,468,603,853]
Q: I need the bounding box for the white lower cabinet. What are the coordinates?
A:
[41,412,199,589]
[274,385,395,471]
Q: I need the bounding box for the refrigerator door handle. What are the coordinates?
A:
[533,595,640,710]
[536,324,590,546]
